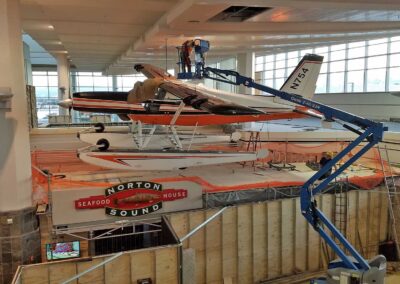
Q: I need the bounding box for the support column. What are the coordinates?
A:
[56,54,70,115]
[236,52,255,95]
[0,1,41,283]
[112,75,118,92]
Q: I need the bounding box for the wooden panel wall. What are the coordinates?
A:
[20,246,179,284]
[169,190,389,284]
[19,190,388,284]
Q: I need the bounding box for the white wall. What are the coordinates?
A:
[315,92,400,121]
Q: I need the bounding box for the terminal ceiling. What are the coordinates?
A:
[20,0,400,74]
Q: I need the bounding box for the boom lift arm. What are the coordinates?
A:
[201,66,388,281]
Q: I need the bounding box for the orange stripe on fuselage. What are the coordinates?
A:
[128,112,307,126]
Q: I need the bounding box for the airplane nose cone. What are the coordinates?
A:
[58,98,72,108]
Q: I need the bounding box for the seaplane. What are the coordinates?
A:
[59,54,323,127]
[59,53,323,171]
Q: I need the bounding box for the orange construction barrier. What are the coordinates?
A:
[31,141,398,205]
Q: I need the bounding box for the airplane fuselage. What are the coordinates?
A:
[68,89,306,126]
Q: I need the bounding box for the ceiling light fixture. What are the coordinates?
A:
[47,25,54,29]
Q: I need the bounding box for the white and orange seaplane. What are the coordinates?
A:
[59,54,323,171]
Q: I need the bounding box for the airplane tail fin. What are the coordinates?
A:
[273,54,323,105]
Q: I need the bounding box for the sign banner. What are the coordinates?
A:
[52,180,202,226]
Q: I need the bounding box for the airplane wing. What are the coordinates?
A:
[134,64,264,115]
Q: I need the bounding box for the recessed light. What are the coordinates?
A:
[47,25,54,29]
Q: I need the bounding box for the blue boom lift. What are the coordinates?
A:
[177,40,388,283]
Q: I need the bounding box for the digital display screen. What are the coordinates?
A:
[46,241,80,261]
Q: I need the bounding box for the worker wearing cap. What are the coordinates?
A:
[318,152,334,180]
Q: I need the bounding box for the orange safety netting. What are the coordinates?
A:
[31,141,399,205]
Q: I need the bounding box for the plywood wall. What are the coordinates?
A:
[20,246,179,284]
[169,190,389,284]
[19,190,388,284]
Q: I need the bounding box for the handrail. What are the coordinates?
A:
[180,206,227,242]
[11,265,22,284]
[60,252,123,284]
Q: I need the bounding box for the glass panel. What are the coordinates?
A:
[348,47,365,59]
[348,41,365,48]
[330,60,345,72]
[315,46,329,54]
[320,62,328,73]
[78,72,93,76]
[35,87,48,97]
[274,78,284,89]
[78,76,94,87]
[300,49,312,56]
[255,56,264,64]
[33,75,48,86]
[346,70,364,92]
[122,76,136,89]
[328,72,345,93]
[331,44,346,51]
[287,57,299,67]
[265,79,274,88]
[265,55,274,62]
[48,87,58,97]
[275,60,285,69]
[48,75,58,87]
[389,67,400,91]
[48,71,57,75]
[391,41,400,53]
[390,53,400,67]
[255,63,264,72]
[94,86,109,91]
[347,58,365,71]
[369,38,387,45]
[331,50,346,61]
[287,51,298,59]
[391,36,400,42]
[94,76,110,87]
[165,69,174,77]
[37,110,49,125]
[275,68,285,78]
[264,62,274,71]
[116,76,123,89]
[263,70,274,80]
[366,68,386,91]
[368,55,387,69]
[276,53,286,61]
[32,71,46,75]
[368,43,387,56]
[316,74,327,93]
[78,86,94,92]
[220,58,236,69]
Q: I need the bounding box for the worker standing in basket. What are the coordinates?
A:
[318,152,334,180]
[180,40,194,73]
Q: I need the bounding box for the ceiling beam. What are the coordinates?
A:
[197,0,400,10]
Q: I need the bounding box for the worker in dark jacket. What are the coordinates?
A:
[318,152,333,180]
[180,40,194,73]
